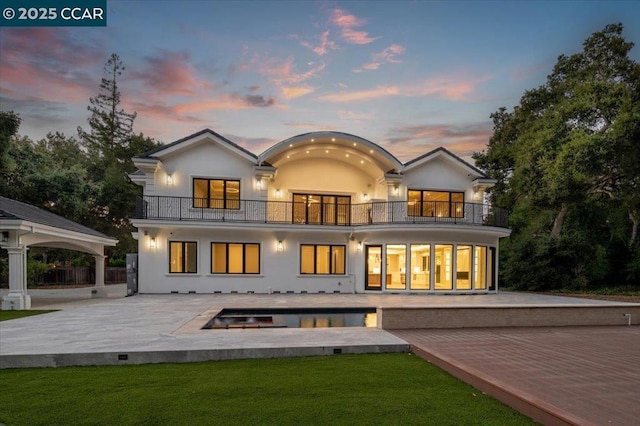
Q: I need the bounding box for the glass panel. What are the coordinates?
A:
[228,243,243,273]
[366,246,382,289]
[226,180,240,209]
[185,242,197,273]
[456,245,472,290]
[193,179,208,208]
[475,246,487,289]
[488,247,496,290]
[408,190,421,216]
[210,180,224,209]
[322,196,336,225]
[300,245,315,274]
[435,244,453,290]
[170,242,182,273]
[293,195,307,224]
[307,195,321,224]
[212,243,227,273]
[316,245,330,274]
[386,244,406,290]
[452,192,464,218]
[337,197,350,225]
[410,244,430,290]
[245,244,260,274]
[331,246,345,274]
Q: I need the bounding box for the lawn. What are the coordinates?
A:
[0,354,533,425]
[0,310,57,321]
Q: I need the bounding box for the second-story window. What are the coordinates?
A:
[193,178,240,209]
[293,193,350,225]
[408,190,464,218]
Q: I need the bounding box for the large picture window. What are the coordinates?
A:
[293,194,350,225]
[300,244,345,275]
[193,178,240,209]
[408,190,464,218]
[211,243,260,274]
[169,241,197,273]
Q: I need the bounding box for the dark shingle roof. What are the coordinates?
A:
[0,197,116,240]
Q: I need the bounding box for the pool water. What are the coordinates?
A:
[202,307,377,329]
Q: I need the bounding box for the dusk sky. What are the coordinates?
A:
[1,0,639,162]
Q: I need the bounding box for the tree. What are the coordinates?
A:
[0,110,21,174]
[78,53,137,174]
[474,23,640,290]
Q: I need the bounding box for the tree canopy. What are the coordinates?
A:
[474,23,640,290]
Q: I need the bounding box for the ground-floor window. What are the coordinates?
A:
[365,243,494,291]
[301,244,345,274]
[211,243,260,274]
[169,241,197,273]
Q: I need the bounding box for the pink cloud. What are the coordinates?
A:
[281,86,315,99]
[131,50,212,95]
[319,86,399,102]
[354,44,406,73]
[259,56,325,85]
[330,8,379,44]
[300,30,337,56]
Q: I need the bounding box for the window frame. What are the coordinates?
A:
[169,241,198,274]
[210,242,261,274]
[299,244,346,275]
[407,190,465,218]
[292,193,351,225]
[193,178,241,210]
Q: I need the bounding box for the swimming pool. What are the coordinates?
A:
[202,307,377,329]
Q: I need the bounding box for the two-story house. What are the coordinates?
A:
[130,129,509,294]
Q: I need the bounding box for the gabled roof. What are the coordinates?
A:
[0,197,116,241]
[136,128,258,162]
[403,147,488,178]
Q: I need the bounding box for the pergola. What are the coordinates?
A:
[0,197,118,310]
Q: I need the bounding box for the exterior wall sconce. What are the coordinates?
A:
[166,174,173,186]
[357,241,363,251]
[363,193,370,202]
[256,179,263,190]
[393,186,399,196]
[149,237,157,249]
[275,189,282,199]
[277,240,284,252]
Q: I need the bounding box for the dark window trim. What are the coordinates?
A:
[292,193,351,225]
[193,178,241,210]
[169,241,197,274]
[408,189,465,218]
[211,242,261,274]
[300,244,346,275]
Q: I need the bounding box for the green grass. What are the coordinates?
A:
[0,354,533,425]
[0,310,57,321]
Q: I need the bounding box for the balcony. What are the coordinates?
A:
[134,196,509,228]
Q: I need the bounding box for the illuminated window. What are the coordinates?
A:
[293,193,350,225]
[434,244,453,290]
[300,244,345,274]
[475,246,487,290]
[410,244,430,290]
[386,244,406,290]
[211,243,260,274]
[456,245,472,290]
[408,190,464,218]
[193,178,240,209]
[169,241,197,273]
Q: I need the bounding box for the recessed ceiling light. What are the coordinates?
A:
[306,150,310,154]
[325,150,329,153]
[353,143,357,146]
[369,149,374,154]
[289,144,293,147]
[331,138,336,142]
[311,138,315,142]
[345,154,350,158]
[360,160,364,164]
[286,155,290,159]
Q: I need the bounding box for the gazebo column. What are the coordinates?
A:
[92,254,108,298]
[1,246,30,310]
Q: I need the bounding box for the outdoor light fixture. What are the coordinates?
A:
[363,193,370,202]
[275,189,282,199]
[357,241,363,251]
[393,186,399,196]
[166,174,173,185]
[149,237,157,249]
[277,240,284,252]
[256,179,263,190]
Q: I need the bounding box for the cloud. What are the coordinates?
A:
[281,86,315,99]
[259,56,325,86]
[300,30,337,56]
[224,134,279,156]
[319,75,492,103]
[243,94,275,107]
[284,122,339,131]
[330,8,379,44]
[319,86,400,102]
[384,123,493,162]
[131,50,212,95]
[354,44,406,73]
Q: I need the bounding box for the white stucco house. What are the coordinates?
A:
[130,129,509,294]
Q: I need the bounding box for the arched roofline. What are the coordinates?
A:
[257,131,403,172]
